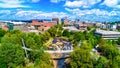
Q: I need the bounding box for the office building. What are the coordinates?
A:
[95,29,120,40]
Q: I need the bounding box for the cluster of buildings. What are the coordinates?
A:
[1,18,120,40]
[31,20,54,31]
[0,21,26,31]
[0,23,9,31]
[100,22,120,31]
[0,18,61,31]
[0,18,109,33]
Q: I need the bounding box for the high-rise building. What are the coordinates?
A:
[7,23,14,30]
[64,17,68,25]
[52,18,60,24]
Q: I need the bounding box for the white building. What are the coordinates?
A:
[110,24,117,30]
[95,29,120,40]
[11,22,26,30]
[100,23,117,30]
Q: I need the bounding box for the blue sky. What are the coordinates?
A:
[0,0,120,22]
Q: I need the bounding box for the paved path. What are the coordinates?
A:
[44,50,73,53]
[22,47,73,53]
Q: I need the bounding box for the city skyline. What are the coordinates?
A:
[0,0,120,22]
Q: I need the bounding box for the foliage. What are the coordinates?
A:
[69,45,93,68]
[41,31,51,42]
[0,28,6,43]
[118,28,120,32]
[0,28,6,37]
[9,30,21,34]
[57,30,62,37]
[98,39,120,59]
[48,26,57,37]
[95,56,109,68]
[0,43,24,68]
[35,53,53,68]
[62,29,70,37]
[21,32,44,62]
[117,37,120,45]
[87,26,92,31]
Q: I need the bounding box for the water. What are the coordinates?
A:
[52,37,72,68]
[57,54,67,68]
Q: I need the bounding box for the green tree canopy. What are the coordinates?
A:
[0,43,24,68]
[69,45,93,68]
[35,53,53,68]
[62,29,70,37]
[0,28,6,43]
[48,26,57,37]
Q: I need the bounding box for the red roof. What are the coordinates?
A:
[43,23,54,27]
[38,26,50,31]
[32,20,54,27]
[32,20,40,25]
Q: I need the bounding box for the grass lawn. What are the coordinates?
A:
[60,36,68,40]
[44,38,53,46]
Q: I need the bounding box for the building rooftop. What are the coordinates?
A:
[95,29,120,35]
[32,20,54,27]
[63,26,80,31]
[78,22,87,26]
[11,22,25,25]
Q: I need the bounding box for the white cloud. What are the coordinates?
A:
[0,10,69,20]
[50,0,58,3]
[64,1,83,8]
[65,8,120,16]
[14,10,69,19]
[0,10,12,18]
[0,10,11,14]
[64,0,101,8]
[102,0,120,8]
[0,0,30,8]
[50,0,66,3]
[31,0,40,3]
[0,9,120,21]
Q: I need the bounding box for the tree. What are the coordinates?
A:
[57,30,62,37]
[87,26,92,31]
[33,34,43,47]
[35,53,53,68]
[9,30,21,34]
[1,33,22,46]
[118,28,120,32]
[99,39,106,46]
[0,28,6,42]
[0,33,25,68]
[69,45,93,68]
[0,43,24,68]
[117,37,120,45]
[25,37,36,49]
[48,26,57,37]
[0,28,6,37]
[95,56,109,68]
[112,56,120,68]
[41,31,51,42]
[88,37,96,47]
[62,29,70,37]
[98,41,120,59]
[25,34,44,62]
[73,32,82,41]
[61,21,64,26]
